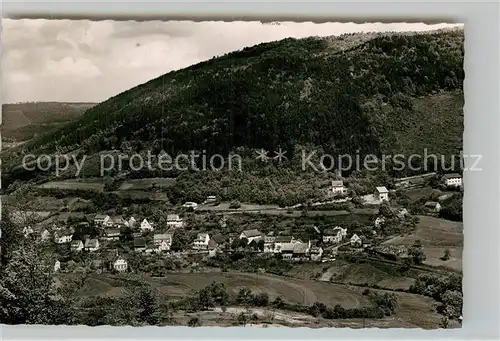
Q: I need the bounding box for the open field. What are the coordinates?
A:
[118,178,177,191]
[89,272,370,308]
[402,187,444,202]
[382,216,463,271]
[287,260,419,291]
[38,178,105,192]
[2,195,89,212]
[112,190,170,201]
[371,288,444,329]
[78,271,442,328]
[383,216,462,247]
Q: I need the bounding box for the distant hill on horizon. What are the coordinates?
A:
[3,28,464,187]
[2,102,96,142]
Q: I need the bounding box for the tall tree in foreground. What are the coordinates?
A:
[0,245,75,324]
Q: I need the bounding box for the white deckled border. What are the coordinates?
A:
[1,0,499,340]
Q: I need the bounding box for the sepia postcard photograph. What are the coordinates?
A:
[1,19,464,329]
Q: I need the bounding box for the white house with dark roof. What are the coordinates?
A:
[350,234,362,247]
[153,234,173,252]
[309,246,324,261]
[128,216,137,228]
[279,243,296,258]
[103,228,121,241]
[71,240,84,252]
[84,238,100,252]
[323,226,347,244]
[40,229,51,242]
[94,214,111,226]
[134,238,147,252]
[140,219,154,232]
[331,180,347,196]
[110,216,126,227]
[239,229,263,243]
[193,233,210,249]
[54,231,73,244]
[424,201,442,213]
[273,236,296,253]
[166,214,184,228]
[374,216,386,228]
[292,242,310,259]
[442,173,462,187]
[263,233,276,252]
[113,257,128,272]
[374,186,389,202]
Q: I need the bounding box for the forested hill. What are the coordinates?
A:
[10,29,463,170]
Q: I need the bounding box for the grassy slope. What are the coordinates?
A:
[382,215,463,271]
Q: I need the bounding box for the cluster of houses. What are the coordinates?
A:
[40,212,371,272]
[29,213,187,273]
[233,226,364,261]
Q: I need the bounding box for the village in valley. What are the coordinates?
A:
[3,168,463,328]
[1,22,465,329]
[17,173,462,274]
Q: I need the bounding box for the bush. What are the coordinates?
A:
[187,317,202,327]
[229,200,241,209]
[252,292,270,307]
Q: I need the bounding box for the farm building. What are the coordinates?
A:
[239,229,264,243]
[374,186,389,202]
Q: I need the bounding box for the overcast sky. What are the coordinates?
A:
[2,20,461,103]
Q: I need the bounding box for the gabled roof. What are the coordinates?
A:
[105,228,121,236]
[332,180,344,187]
[71,240,83,246]
[111,216,126,224]
[114,257,127,264]
[56,229,73,237]
[280,243,295,252]
[331,180,344,187]
[350,234,361,241]
[424,201,440,208]
[375,186,388,193]
[154,234,172,241]
[442,173,462,179]
[197,233,209,240]
[85,239,99,248]
[241,229,263,238]
[167,214,181,221]
[208,238,218,249]
[323,228,340,235]
[134,238,146,248]
[293,243,309,254]
[275,236,293,243]
[310,246,323,253]
[94,214,109,220]
[211,235,226,243]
